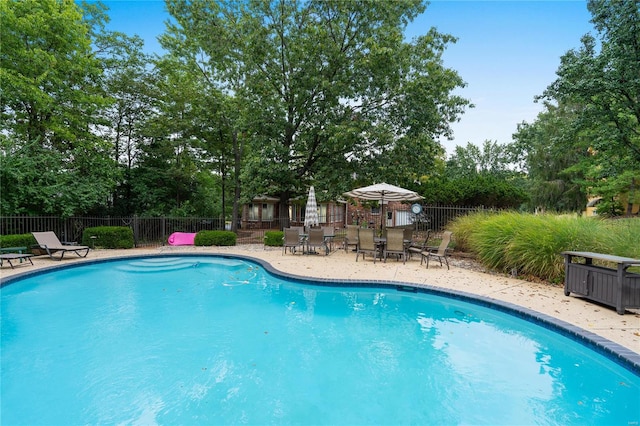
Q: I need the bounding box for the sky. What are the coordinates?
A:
[99,0,595,156]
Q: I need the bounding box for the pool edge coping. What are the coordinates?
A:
[2,252,639,375]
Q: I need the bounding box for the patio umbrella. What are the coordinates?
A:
[304,186,319,228]
[343,182,422,230]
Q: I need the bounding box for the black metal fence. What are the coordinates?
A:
[0,216,225,247]
[1,205,492,247]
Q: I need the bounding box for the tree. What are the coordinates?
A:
[537,0,640,215]
[157,10,251,227]
[512,104,590,212]
[96,32,155,216]
[419,141,528,208]
[164,0,471,223]
[0,0,119,216]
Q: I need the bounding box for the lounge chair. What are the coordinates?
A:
[31,231,90,261]
[420,231,453,270]
[356,228,379,263]
[0,253,34,269]
[383,228,408,264]
[283,228,303,255]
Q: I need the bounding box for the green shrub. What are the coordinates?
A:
[0,234,37,250]
[449,211,492,252]
[504,215,566,281]
[469,211,523,273]
[264,231,284,247]
[194,230,236,246]
[82,226,134,249]
[450,212,640,282]
[603,218,640,259]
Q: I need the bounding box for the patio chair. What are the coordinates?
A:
[403,228,413,243]
[407,230,431,260]
[420,231,453,270]
[383,228,408,264]
[356,228,379,263]
[344,225,359,252]
[283,228,303,255]
[321,226,336,252]
[31,231,90,261]
[307,228,328,255]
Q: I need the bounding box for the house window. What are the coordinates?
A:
[262,203,274,221]
[333,204,344,223]
[248,204,260,221]
[289,204,301,222]
[318,204,327,223]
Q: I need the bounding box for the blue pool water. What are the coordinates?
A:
[1,256,639,425]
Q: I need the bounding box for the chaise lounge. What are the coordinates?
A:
[32,231,90,261]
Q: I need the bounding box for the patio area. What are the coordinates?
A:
[1,244,638,355]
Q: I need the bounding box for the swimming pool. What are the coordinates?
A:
[1,255,639,424]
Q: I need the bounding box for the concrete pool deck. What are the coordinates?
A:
[1,245,639,356]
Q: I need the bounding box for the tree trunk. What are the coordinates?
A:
[627,177,636,216]
[279,191,291,230]
[231,131,243,233]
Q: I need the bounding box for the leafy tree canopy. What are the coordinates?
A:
[513,0,639,214]
[0,0,119,216]
[164,0,471,207]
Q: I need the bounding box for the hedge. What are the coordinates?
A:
[0,233,37,250]
[82,226,134,249]
[264,231,284,247]
[194,230,236,246]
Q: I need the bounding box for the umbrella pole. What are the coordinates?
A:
[381,194,385,234]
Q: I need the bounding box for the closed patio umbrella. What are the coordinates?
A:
[344,182,422,230]
[304,186,319,228]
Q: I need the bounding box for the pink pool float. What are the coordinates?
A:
[167,232,197,246]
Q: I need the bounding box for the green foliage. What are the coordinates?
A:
[511,105,589,213]
[446,211,492,252]
[602,218,640,260]
[419,141,528,208]
[516,0,640,214]
[81,227,134,249]
[264,231,284,247]
[0,234,37,250]
[466,212,523,273]
[450,212,639,282]
[165,0,471,206]
[0,0,120,217]
[194,231,236,246]
[595,198,625,218]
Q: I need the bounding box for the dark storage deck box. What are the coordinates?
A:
[562,251,640,315]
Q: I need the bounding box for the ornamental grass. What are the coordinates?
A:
[450,212,638,283]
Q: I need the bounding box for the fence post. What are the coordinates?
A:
[133,215,139,248]
[161,217,166,246]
